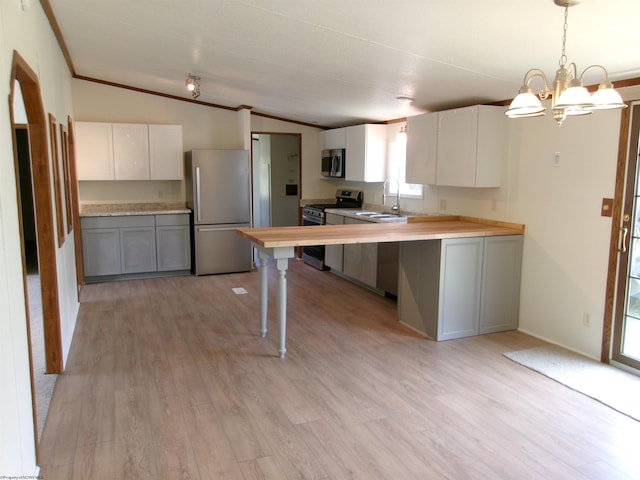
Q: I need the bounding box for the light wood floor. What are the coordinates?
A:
[39,259,640,479]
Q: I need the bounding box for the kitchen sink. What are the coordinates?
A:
[355,211,379,216]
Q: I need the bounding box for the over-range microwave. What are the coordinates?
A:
[321,148,345,178]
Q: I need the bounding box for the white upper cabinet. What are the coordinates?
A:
[76,122,183,181]
[113,124,150,180]
[436,105,505,188]
[405,112,437,185]
[345,124,387,182]
[75,122,114,180]
[149,124,183,180]
[321,127,346,149]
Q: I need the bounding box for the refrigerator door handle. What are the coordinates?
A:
[196,225,245,232]
[195,166,202,223]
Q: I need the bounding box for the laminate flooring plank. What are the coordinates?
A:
[71,440,115,480]
[181,402,245,479]
[196,362,273,463]
[114,386,157,480]
[295,419,389,480]
[146,393,200,480]
[234,371,328,479]
[75,352,116,447]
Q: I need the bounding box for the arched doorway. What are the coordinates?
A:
[9,50,63,461]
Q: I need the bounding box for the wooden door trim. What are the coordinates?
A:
[10,50,63,376]
[68,116,84,291]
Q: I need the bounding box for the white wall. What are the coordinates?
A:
[0,0,78,475]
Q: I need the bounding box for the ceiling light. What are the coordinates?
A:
[185,73,200,99]
[506,0,626,126]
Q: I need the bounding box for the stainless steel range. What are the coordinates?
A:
[302,189,363,270]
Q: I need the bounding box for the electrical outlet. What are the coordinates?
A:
[553,152,561,167]
[440,199,447,211]
[583,313,591,327]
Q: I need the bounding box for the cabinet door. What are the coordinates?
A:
[322,128,346,149]
[113,124,150,180]
[120,226,157,273]
[75,122,114,180]
[343,217,377,287]
[436,106,478,187]
[82,228,121,276]
[324,212,344,272]
[149,124,183,180]
[345,124,387,182]
[156,225,191,271]
[406,113,437,185]
[479,235,523,334]
[437,237,483,340]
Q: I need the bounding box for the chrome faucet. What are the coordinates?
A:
[382,177,400,215]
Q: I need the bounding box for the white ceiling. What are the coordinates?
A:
[49,0,640,128]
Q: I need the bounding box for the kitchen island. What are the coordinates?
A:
[237,216,524,358]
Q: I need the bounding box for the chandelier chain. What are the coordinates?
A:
[559,5,568,68]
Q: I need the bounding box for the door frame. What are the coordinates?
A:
[602,102,638,366]
[9,50,64,460]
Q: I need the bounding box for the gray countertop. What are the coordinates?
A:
[80,202,191,217]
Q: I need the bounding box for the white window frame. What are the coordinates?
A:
[387,138,423,199]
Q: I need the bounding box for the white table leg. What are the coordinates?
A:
[257,250,269,337]
[275,257,289,358]
[253,245,294,358]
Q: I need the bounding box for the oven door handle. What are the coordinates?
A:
[302,214,322,225]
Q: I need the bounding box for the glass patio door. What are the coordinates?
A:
[613,103,640,370]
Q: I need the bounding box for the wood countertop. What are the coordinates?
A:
[237,216,524,248]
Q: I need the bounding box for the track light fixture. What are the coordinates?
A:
[185,73,200,99]
[506,0,626,126]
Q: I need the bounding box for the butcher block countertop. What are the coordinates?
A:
[237,216,524,248]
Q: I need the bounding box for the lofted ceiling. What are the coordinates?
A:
[48,0,640,128]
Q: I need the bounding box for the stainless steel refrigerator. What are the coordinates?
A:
[185,149,252,275]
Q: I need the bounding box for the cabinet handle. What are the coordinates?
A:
[195,166,201,223]
[620,227,629,253]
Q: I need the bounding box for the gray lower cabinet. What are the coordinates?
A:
[343,217,378,289]
[81,214,191,281]
[327,213,399,295]
[156,215,191,271]
[398,235,523,340]
[120,225,157,273]
[324,212,344,272]
[82,227,121,276]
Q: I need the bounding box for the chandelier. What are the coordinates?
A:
[505,0,626,126]
[185,73,200,99]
